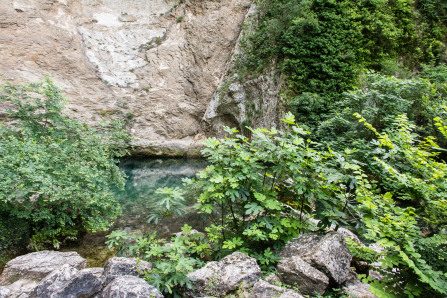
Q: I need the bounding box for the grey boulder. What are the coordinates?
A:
[279,232,352,285]
[0,251,86,286]
[32,264,103,298]
[3,279,40,298]
[100,275,163,298]
[81,267,104,278]
[186,252,261,297]
[54,268,103,298]
[277,255,329,295]
[101,257,152,286]
[249,279,304,298]
[32,264,79,297]
[264,273,281,285]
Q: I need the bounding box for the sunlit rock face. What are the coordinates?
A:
[0,0,253,155]
[76,0,171,88]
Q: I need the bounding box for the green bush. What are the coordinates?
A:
[317,71,446,150]
[183,113,364,256]
[0,79,129,249]
[354,114,447,296]
[106,224,210,296]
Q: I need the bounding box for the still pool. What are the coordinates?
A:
[62,157,208,267]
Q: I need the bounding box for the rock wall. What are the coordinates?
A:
[0,0,253,155]
[203,4,286,135]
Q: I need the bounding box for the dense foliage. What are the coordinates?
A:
[317,71,445,148]
[3,1,446,297]
[238,0,447,126]
[353,114,447,296]
[0,79,129,251]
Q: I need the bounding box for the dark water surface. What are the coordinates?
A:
[62,157,208,267]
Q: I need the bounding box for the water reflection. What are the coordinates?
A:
[64,157,207,266]
[113,157,208,236]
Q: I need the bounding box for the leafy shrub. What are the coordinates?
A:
[355,114,447,297]
[317,71,445,149]
[0,78,129,248]
[421,63,447,97]
[147,187,187,224]
[183,113,362,256]
[106,224,210,296]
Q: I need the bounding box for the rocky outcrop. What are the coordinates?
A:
[0,251,86,286]
[250,279,304,298]
[185,251,261,297]
[275,232,365,296]
[279,232,352,285]
[52,268,103,297]
[204,65,284,136]
[0,0,254,156]
[0,252,158,298]
[100,275,163,298]
[101,257,152,286]
[31,264,103,298]
[0,243,379,298]
[204,4,285,136]
[277,256,329,295]
[32,264,80,297]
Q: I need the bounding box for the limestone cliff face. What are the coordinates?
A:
[203,4,285,135]
[0,0,253,155]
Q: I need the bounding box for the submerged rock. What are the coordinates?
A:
[0,251,86,286]
[186,252,261,297]
[277,256,329,295]
[101,257,152,286]
[279,232,352,285]
[100,275,163,298]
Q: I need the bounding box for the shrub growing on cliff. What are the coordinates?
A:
[0,78,129,249]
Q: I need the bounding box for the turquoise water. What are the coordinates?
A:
[65,157,207,266]
[113,157,208,236]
